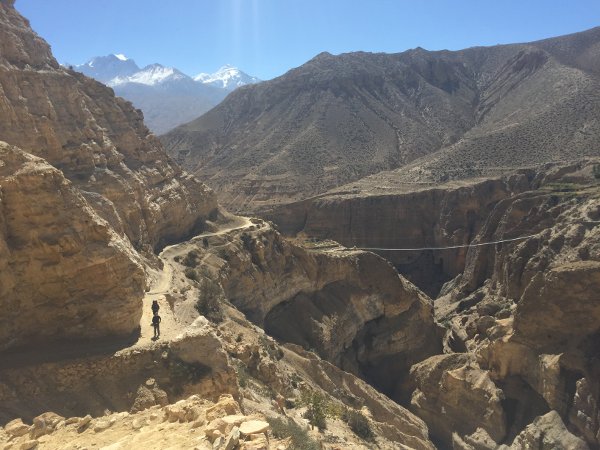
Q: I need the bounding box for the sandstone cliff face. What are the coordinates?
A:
[426,162,600,447]
[175,221,441,402]
[0,142,145,349]
[0,2,217,251]
[266,176,531,296]
[0,2,218,349]
[266,160,600,447]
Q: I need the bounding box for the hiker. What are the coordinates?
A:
[151,299,160,315]
[152,312,161,339]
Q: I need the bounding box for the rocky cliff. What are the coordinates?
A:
[167,219,442,403]
[266,175,534,297]
[0,1,217,252]
[0,142,144,350]
[266,160,600,447]
[0,1,217,349]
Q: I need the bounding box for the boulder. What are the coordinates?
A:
[410,354,506,446]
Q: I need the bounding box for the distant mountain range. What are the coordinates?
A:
[71,54,260,134]
[161,26,600,213]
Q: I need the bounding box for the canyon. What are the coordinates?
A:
[1,1,599,449]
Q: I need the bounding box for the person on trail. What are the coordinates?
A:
[151,300,160,315]
[152,312,161,339]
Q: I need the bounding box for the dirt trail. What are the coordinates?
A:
[135,216,254,347]
[0,217,254,368]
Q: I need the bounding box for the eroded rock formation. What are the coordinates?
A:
[0,1,217,349]
[266,175,532,296]
[0,1,217,252]
[172,221,442,402]
[0,142,145,349]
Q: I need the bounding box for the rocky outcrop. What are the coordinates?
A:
[175,221,441,402]
[0,1,217,251]
[266,175,531,296]
[431,163,600,447]
[409,354,506,446]
[0,142,144,349]
[0,324,236,423]
[0,1,218,349]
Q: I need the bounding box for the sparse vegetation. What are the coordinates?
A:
[342,408,374,441]
[195,278,224,323]
[241,232,253,250]
[268,417,320,450]
[184,267,199,282]
[168,358,211,394]
[182,249,200,267]
[300,390,327,431]
[259,335,284,360]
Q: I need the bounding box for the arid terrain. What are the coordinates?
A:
[162,26,600,214]
[1,0,599,449]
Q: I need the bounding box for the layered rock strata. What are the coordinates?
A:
[266,175,533,296]
[419,163,600,447]
[0,142,144,349]
[0,1,217,251]
[0,1,217,349]
[173,221,442,402]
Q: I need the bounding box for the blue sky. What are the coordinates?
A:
[15,0,600,80]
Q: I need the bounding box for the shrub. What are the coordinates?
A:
[342,408,374,441]
[168,358,210,394]
[184,267,199,282]
[268,418,320,450]
[593,164,600,180]
[301,391,327,431]
[195,278,224,323]
[182,249,200,267]
[241,232,253,250]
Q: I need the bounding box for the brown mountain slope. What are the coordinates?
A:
[162,27,600,213]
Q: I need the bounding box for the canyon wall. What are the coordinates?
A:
[0,1,217,349]
[267,161,600,447]
[0,1,217,251]
[175,221,442,401]
[266,175,534,296]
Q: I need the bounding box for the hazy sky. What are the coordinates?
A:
[15,0,600,80]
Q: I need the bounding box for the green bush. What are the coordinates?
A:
[241,232,253,250]
[195,278,224,323]
[301,391,327,431]
[182,249,200,267]
[342,408,374,441]
[268,418,320,450]
[184,267,199,281]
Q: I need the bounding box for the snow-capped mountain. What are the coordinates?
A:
[72,55,260,134]
[194,64,260,91]
[72,54,140,84]
[109,64,189,87]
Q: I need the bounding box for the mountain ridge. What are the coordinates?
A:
[72,55,260,134]
[161,25,600,213]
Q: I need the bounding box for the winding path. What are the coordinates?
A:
[135,217,254,346]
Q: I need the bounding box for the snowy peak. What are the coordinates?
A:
[194,65,260,90]
[73,54,140,83]
[109,63,190,87]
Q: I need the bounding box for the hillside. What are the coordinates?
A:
[162,27,600,213]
